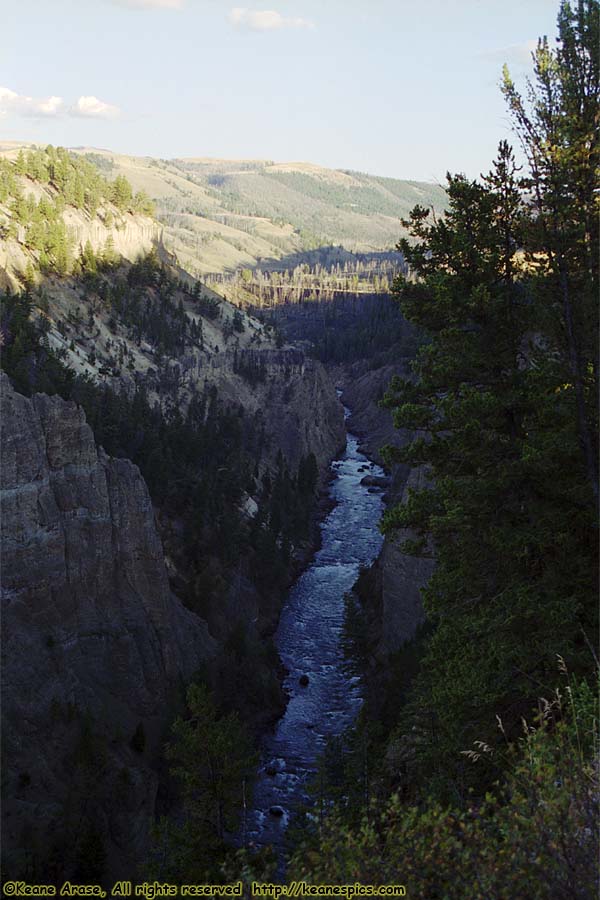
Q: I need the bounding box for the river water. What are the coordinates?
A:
[247,405,385,854]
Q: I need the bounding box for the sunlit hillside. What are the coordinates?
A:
[0,142,446,276]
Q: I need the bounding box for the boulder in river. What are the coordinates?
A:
[265,758,285,776]
[299,674,310,686]
[360,474,390,488]
[269,805,285,818]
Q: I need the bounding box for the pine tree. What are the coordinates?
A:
[15,149,26,175]
[111,175,133,211]
[80,240,97,274]
[23,260,36,289]
[149,684,257,880]
[502,0,599,499]
[383,134,598,796]
[102,234,118,266]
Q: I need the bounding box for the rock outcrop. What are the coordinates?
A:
[0,198,161,294]
[64,209,160,261]
[0,373,216,879]
[338,360,411,473]
[375,467,433,656]
[208,347,345,478]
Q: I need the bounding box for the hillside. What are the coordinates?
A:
[0,145,346,706]
[0,145,159,292]
[0,142,447,277]
[0,146,347,877]
[0,147,341,460]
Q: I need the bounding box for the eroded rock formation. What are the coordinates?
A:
[1,373,216,878]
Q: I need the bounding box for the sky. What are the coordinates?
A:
[2,0,562,182]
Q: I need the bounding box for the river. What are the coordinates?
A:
[246,404,385,856]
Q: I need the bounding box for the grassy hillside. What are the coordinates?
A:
[164,158,447,271]
[0,143,446,276]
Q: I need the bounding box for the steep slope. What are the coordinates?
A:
[0,373,216,879]
[0,146,345,481]
[0,145,346,695]
[0,145,160,292]
[0,202,159,293]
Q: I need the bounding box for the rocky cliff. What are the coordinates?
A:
[0,148,345,486]
[0,373,216,880]
[338,360,411,472]
[0,150,347,875]
[66,293,343,482]
[374,467,433,656]
[187,346,345,651]
[213,348,345,476]
[0,185,161,294]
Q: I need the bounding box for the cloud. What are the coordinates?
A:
[70,95,121,119]
[0,86,65,118]
[228,7,314,31]
[38,96,65,115]
[0,87,121,121]
[478,39,538,68]
[110,0,184,8]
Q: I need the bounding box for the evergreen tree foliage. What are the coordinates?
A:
[0,145,155,277]
[148,684,257,881]
[111,175,133,211]
[377,3,598,795]
[501,0,599,500]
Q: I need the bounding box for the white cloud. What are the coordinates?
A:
[0,87,121,121]
[111,0,184,8]
[0,86,65,118]
[38,96,65,115]
[70,95,121,119]
[228,7,314,31]
[479,39,538,68]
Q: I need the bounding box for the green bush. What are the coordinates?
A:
[290,675,599,899]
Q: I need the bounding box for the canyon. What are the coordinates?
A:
[0,146,429,880]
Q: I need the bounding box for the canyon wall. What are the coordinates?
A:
[1,373,216,878]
